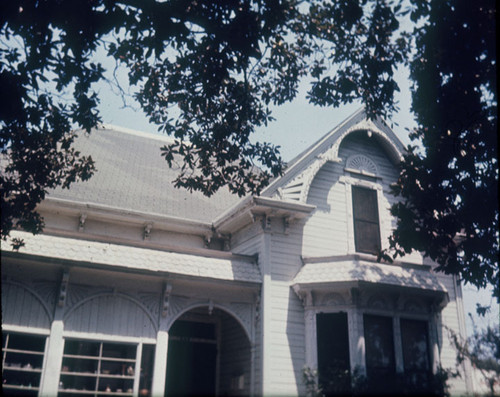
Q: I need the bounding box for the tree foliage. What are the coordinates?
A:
[1,1,497,297]
[388,0,498,300]
[449,321,500,396]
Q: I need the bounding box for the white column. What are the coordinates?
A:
[151,329,169,397]
[428,315,440,374]
[39,318,64,396]
[260,230,272,395]
[304,299,317,369]
[348,293,365,375]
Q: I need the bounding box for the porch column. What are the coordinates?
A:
[151,328,169,396]
[393,315,404,373]
[40,270,68,396]
[304,297,317,369]
[260,227,272,395]
[348,289,365,375]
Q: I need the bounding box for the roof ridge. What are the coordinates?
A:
[98,123,178,145]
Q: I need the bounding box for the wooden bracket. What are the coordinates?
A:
[58,270,70,307]
[161,283,172,317]
[143,223,153,240]
[78,213,87,232]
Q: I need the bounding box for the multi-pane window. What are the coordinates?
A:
[316,312,433,394]
[316,313,351,395]
[352,186,381,254]
[2,332,47,395]
[363,314,395,377]
[59,339,155,396]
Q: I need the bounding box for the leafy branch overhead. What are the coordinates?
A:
[1,1,497,297]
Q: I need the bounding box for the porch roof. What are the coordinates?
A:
[293,255,447,293]
[4,231,261,284]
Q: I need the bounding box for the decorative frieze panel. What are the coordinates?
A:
[318,292,346,307]
[66,284,111,312]
[226,302,253,339]
[1,280,53,329]
[138,291,161,320]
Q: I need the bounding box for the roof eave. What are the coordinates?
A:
[214,196,315,235]
[38,196,213,236]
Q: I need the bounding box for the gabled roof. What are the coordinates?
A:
[260,107,406,201]
[47,125,242,223]
[46,108,405,227]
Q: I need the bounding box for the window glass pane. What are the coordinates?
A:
[354,221,381,254]
[352,186,380,254]
[316,313,351,395]
[363,315,395,376]
[139,344,155,397]
[352,186,379,222]
[401,319,430,372]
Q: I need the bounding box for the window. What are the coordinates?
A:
[352,186,381,254]
[59,339,154,396]
[2,331,47,395]
[363,314,395,377]
[316,313,351,395]
[401,319,431,385]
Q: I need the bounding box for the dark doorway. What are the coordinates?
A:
[165,320,217,396]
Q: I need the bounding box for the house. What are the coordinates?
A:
[1,108,472,396]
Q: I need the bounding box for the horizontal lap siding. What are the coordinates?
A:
[435,273,470,393]
[231,224,263,394]
[304,133,401,258]
[268,280,305,395]
[304,162,348,257]
[267,225,306,395]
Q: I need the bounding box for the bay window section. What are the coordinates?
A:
[363,314,395,378]
[401,319,431,385]
[316,312,351,395]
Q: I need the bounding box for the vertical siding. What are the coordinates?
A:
[218,311,252,395]
[1,281,52,329]
[64,294,156,338]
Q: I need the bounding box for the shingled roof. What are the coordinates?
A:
[48,125,243,223]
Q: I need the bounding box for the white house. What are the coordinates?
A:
[1,108,472,396]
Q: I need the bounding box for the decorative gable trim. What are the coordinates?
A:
[264,109,405,204]
[345,154,378,177]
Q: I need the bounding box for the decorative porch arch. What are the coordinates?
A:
[166,300,253,342]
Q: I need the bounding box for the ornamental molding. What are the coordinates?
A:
[345,154,378,176]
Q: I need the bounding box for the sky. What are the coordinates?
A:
[95,58,498,335]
